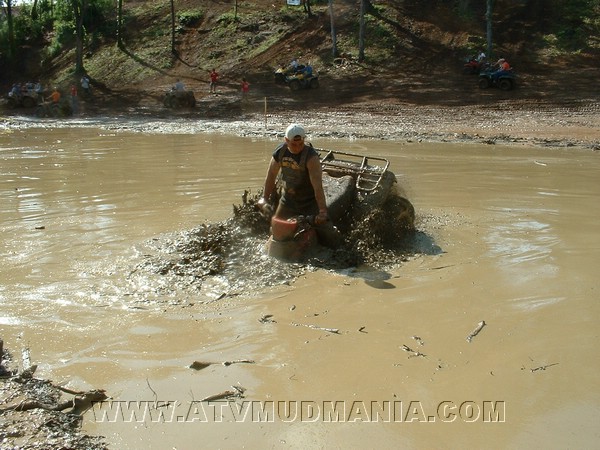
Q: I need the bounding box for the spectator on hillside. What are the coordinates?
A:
[241,78,250,96]
[48,87,61,104]
[35,82,45,103]
[209,69,219,93]
[70,85,78,114]
[174,79,185,91]
[81,75,91,96]
[10,84,21,100]
[303,62,313,77]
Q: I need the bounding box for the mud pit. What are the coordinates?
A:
[1,100,599,448]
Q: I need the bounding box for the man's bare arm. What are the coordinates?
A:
[262,157,280,202]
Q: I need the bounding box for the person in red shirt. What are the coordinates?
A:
[209,69,219,93]
[70,85,78,114]
[241,78,250,97]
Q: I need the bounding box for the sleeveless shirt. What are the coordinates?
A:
[273,143,320,214]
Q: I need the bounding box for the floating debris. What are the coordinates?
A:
[401,344,426,358]
[466,320,486,343]
[291,322,340,334]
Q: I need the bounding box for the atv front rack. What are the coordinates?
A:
[317,148,390,192]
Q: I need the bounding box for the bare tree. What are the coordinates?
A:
[117,0,124,49]
[358,0,366,61]
[328,0,337,57]
[70,0,87,74]
[303,0,313,17]
[170,0,176,54]
[486,0,493,57]
[30,0,38,20]
[2,0,16,62]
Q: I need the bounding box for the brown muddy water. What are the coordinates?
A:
[1,125,599,449]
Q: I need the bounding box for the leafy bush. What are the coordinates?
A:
[216,12,238,25]
[178,10,205,27]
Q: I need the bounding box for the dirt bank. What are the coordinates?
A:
[4,63,599,151]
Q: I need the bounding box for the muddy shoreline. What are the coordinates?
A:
[2,95,600,151]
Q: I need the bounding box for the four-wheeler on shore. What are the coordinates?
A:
[163,88,196,108]
[285,72,320,91]
[274,65,320,91]
[7,86,39,108]
[478,68,517,91]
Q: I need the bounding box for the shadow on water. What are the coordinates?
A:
[336,228,443,289]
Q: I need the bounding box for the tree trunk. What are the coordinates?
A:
[328,0,337,57]
[358,0,366,61]
[303,0,312,17]
[30,0,38,20]
[117,0,124,49]
[170,0,176,54]
[486,0,493,57]
[72,0,87,74]
[5,0,16,62]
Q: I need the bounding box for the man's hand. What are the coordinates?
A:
[315,210,328,225]
[257,197,273,216]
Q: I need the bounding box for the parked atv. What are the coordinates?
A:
[7,88,39,108]
[274,65,320,90]
[163,89,196,108]
[35,100,73,118]
[478,68,517,91]
[274,64,307,84]
[463,58,491,75]
[286,72,320,91]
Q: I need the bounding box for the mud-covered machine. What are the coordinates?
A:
[266,149,415,260]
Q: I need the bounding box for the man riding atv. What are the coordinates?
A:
[479,57,516,91]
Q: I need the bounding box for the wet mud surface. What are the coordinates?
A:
[1,95,599,448]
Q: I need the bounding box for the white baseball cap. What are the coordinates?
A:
[285,124,306,140]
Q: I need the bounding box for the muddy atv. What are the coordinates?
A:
[265,149,415,261]
[163,89,196,108]
[286,72,320,91]
[478,69,517,91]
[274,65,320,90]
[7,88,39,108]
[274,64,307,84]
[35,99,73,118]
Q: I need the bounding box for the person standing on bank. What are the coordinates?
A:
[259,124,341,247]
[209,68,219,93]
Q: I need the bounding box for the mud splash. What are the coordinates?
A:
[128,188,434,302]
